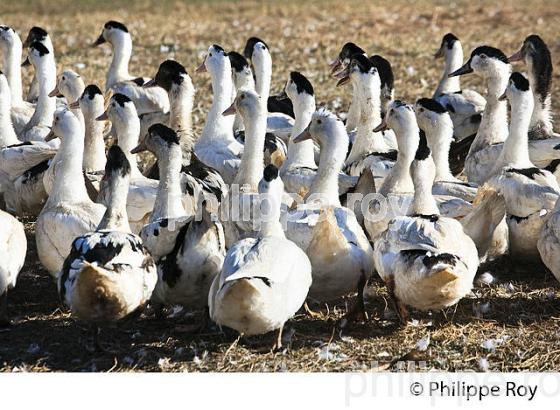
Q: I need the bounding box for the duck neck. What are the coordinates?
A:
[527,57,553,135]
[47,129,90,205]
[254,53,272,104]
[425,119,456,181]
[411,161,440,216]
[499,95,534,168]
[114,117,142,178]
[151,145,186,221]
[26,57,57,130]
[234,106,266,190]
[98,173,131,232]
[83,114,107,172]
[434,45,463,96]
[169,82,196,161]
[200,64,235,144]
[233,72,255,132]
[258,193,285,238]
[2,38,24,105]
[106,35,132,90]
[0,92,19,146]
[379,125,418,196]
[282,97,316,170]
[345,82,360,131]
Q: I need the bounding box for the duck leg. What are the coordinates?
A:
[272,324,284,352]
[0,290,11,327]
[303,301,322,318]
[386,278,409,325]
[86,325,103,353]
[337,273,368,329]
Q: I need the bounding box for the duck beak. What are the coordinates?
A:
[373,118,388,133]
[293,126,312,143]
[336,76,350,87]
[143,78,157,88]
[508,48,524,63]
[130,142,147,154]
[329,59,342,75]
[48,86,61,98]
[498,92,507,102]
[92,33,106,47]
[434,46,444,59]
[21,57,30,67]
[68,100,80,109]
[44,128,57,142]
[222,102,236,116]
[195,58,207,73]
[96,111,108,121]
[448,61,473,77]
[275,90,288,101]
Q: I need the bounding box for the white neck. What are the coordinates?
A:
[526,59,553,134]
[411,159,440,216]
[232,71,255,131]
[497,94,534,169]
[0,90,19,146]
[2,37,24,105]
[234,105,267,190]
[106,34,132,90]
[254,53,272,105]
[345,82,360,132]
[282,96,316,170]
[151,145,186,221]
[424,118,456,181]
[199,63,235,144]
[379,124,418,196]
[434,44,463,96]
[98,173,131,232]
[114,116,142,178]
[83,113,107,172]
[26,57,57,130]
[258,191,285,238]
[169,82,196,159]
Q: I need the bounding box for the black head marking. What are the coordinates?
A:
[415,129,431,160]
[471,46,509,64]
[510,72,530,91]
[351,54,375,73]
[243,37,268,59]
[82,84,102,100]
[105,145,131,177]
[289,71,314,96]
[263,164,279,182]
[155,59,187,91]
[417,97,447,114]
[26,26,48,43]
[211,44,226,55]
[112,93,131,107]
[104,21,129,33]
[149,123,180,146]
[441,33,459,49]
[369,54,394,91]
[339,42,365,61]
[29,41,50,56]
[228,51,249,72]
[524,35,552,104]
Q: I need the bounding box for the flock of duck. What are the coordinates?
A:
[0,21,559,351]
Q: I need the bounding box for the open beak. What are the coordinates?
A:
[498,92,507,102]
[96,111,108,121]
[329,59,342,75]
[195,58,207,73]
[142,78,157,88]
[48,86,61,98]
[508,48,524,63]
[373,118,388,133]
[68,100,80,109]
[222,102,236,116]
[275,90,288,101]
[44,128,57,142]
[336,76,350,87]
[434,47,444,59]
[293,126,312,143]
[130,142,147,154]
[448,61,473,77]
[22,36,31,48]
[21,57,30,67]
[92,33,106,47]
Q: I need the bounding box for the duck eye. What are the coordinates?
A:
[209,52,213,57]
[62,76,66,81]
[480,54,487,59]
[317,119,322,125]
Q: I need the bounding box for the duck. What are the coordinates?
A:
[58,145,157,351]
[35,108,105,276]
[538,195,560,283]
[433,33,486,141]
[0,25,34,134]
[194,44,243,184]
[22,26,54,103]
[243,37,294,141]
[0,207,26,326]
[373,130,478,323]
[132,124,225,313]
[221,89,267,247]
[279,71,357,198]
[508,34,557,140]
[285,109,373,322]
[97,93,159,233]
[143,59,227,212]
[209,164,312,350]
[487,72,560,262]
[414,98,477,201]
[92,21,169,117]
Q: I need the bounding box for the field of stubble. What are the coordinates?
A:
[1,0,560,372]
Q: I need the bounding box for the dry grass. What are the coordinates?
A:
[0,0,559,372]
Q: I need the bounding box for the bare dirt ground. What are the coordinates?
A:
[1,0,560,372]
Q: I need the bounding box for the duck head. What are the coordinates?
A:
[131,123,179,158]
[92,20,129,47]
[414,98,452,135]
[145,59,192,93]
[448,45,510,79]
[50,70,85,101]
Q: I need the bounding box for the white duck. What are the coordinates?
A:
[0,26,34,134]
[487,72,560,262]
[133,124,225,312]
[58,145,157,351]
[97,93,159,232]
[92,21,169,116]
[286,109,373,322]
[538,196,560,283]
[209,164,312,350]
[194,44,243,184]
[36,109,105,276]
[0,208,26,326]
[414,98,477,201]
[373,134,478,323]
[433,33,486,140]
[22,26,54,103]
